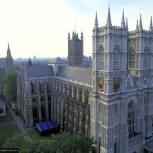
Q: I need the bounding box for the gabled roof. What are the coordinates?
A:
[26,65,54,78]
[50,57,67,64]
[57,66,92,85]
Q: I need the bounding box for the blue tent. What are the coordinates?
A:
[35,121,59,135]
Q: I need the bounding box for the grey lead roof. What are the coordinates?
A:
[57,66,92,85]
[26,65,54,78]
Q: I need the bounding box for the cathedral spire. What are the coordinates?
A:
[7,43,10,53]
[6,43,13,71]
[106,6,112,27]
[149,16,153,31]
[136,19,139,31]
[121,9,126,28]
[139,14,143,31]
[94,12,98,29]
[7,43,11,56]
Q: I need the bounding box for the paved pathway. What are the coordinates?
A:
[2,100,31,140]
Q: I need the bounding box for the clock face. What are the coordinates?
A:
[98,80,104,92]
[113,81,120,92]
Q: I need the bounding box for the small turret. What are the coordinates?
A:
[136,19,139,31]
[139,14,143,31]
[72,31,74,37]
[81,32,83,40]
[106,6,112,28]
[94,12,98,30]
[121,10,126,29]
[28,58,32,66]
[126,18,128,29]
[149,16,153,31]
[68,32,70,40]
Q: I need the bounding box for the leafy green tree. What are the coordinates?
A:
[20,140,40,153]
[2,134,26,148]
[3,72,17,101]
[3,133,96,153]
[54,133,96,153]
[37,139,57,153]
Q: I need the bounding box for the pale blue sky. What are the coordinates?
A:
[0,0,152,58]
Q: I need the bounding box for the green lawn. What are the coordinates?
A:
[26,128,51,141]
[0,125,21,147]
[0,110,13,122]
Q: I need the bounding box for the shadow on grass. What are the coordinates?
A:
[26,128,52,141]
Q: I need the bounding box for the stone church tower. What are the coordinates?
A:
[5,44,13,72]
[68,31,83,66]
[90,7,153,153]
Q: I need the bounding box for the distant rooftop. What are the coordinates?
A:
[49,57,67,64]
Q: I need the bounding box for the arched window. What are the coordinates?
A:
[48,103,51,120]
[41,105,45,117]
[0,107,4,114]
[31,82,34,94]
[47,83,50,92]
[33,107,37,118]
[127,78,131,87]
[98,45,104,70]
[129,46,135,69]
[39,82,42,93]
[113,45,120,70]
[144,47,149,69]
[128,101,135,138]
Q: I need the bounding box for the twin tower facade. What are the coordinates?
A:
[90,7,153,153]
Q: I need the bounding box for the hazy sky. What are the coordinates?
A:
[0,0,152,58]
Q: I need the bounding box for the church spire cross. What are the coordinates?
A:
[121,9,126,28]
[150,16,153,31]
[106,6,112,27]
[139,14,143,31]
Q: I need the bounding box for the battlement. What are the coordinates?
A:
[128,29,152,38]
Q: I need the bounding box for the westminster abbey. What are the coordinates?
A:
[17,7,153,153]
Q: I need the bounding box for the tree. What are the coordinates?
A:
[2,133,96,153]
[2,134,26,148]
[20,140,40,153]
[54,133,96,153]
[37,139,57,153]
[3,72,17,101]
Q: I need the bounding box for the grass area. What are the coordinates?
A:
[26,128,52,141]
[0,125,21,147]
[0,109,14,122]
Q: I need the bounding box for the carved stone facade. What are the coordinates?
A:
[91,8,153,153]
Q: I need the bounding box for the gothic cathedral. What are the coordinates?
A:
[17,7,153,153]
[91,7,153,153]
